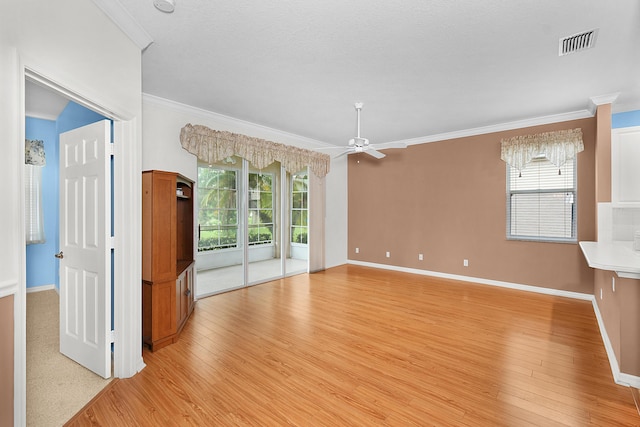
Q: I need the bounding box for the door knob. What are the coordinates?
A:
[54,251,64,259]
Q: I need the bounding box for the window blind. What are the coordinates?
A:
[507,157,576,241]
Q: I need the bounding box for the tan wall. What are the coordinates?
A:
[595,269,621,363]
[0,295,14,426]
[595,104,612,204]
[594,269,640,376]
[349,118,596,293]
[618,276,640,375]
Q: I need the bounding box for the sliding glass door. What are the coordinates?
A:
[286,172,309,275]
[247,162,282,284]
[196,158,244,295]
[195,158,309,297]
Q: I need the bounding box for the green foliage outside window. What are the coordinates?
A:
[197,166,274,251]
[248,173,274,245]
[198,167,238,251]
[291,174,308,245]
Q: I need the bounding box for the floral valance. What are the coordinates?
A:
[25,139,46,166]
[500,128,583,172]
[180,124,331,178]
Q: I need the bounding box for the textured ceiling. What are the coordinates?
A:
[39,1,640,146]
[25,80,69,121]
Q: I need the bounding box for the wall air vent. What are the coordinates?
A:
[559,29,598,56]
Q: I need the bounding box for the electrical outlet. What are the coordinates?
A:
[386,251,390,258]
[355,247,359,254]
[612,276,615,292]
[418,253,424,261]
[600,288,603,300]
[463,259,469,267]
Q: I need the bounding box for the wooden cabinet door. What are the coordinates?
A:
[152,280,177,341]
[176,265,195,331]
[176,271,187,328]
[186,265,194,314]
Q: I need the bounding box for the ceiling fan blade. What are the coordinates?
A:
[373,141,408,150]
[365,148,385,159]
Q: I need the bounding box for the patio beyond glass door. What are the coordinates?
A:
[247,162,282,285]
[195,159,308,297]
[286,171,309,275]
[196,159,244,295]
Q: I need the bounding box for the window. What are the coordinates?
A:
[197,167,276,251]
[248,172,274,246]
[291,173,308,244]
[197,167,238,251]
[507,156,576,242]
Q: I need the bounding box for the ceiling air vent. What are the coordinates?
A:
[559,29,598,56]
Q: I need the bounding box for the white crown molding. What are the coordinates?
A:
[590,92,621,106]
[91,0,153,51]
[589,92,621,115]
[384,109,594,147]
[143,92,637,151]
[142,93,332,148]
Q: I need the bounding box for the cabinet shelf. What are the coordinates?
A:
[177,259,192,275]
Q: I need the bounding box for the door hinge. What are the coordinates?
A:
[110,236,115,250]
[109,143,115,156]
[109,330,115,343]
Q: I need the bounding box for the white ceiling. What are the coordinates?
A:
[31,1,640,146]
[25,80,69,121]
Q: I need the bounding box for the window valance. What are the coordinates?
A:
[500,128,583,172]
[25,138,46,166]
[180,124,331,178]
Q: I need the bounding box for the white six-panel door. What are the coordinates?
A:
[59,120,111,379]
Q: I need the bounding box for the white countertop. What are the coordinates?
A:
[579,241,640,279]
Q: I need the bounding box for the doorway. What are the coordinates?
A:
[24,78,114,423]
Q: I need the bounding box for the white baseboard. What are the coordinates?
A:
[347,260,593,300]
[347,259,640,388]
[591,299,640,388]
[26,284,56,294]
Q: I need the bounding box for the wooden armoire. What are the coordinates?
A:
[142,170,195,351]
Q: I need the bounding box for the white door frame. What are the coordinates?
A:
[16,64,144,423]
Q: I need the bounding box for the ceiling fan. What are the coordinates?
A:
[322,102,407,159]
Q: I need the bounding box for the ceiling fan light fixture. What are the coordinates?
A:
[317,102,406,159]
[153,0,175,13]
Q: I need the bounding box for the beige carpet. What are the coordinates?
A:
[27,290,112,427]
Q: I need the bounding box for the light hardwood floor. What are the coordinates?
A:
[66,265,639,426]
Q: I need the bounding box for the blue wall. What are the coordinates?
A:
[612,110,640,129]
[25,118,58,289]
[25,101,108,290]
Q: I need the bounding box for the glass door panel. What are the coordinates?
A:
[195,157,244,297]
[247,162,282,284]
[286,170,309,275]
